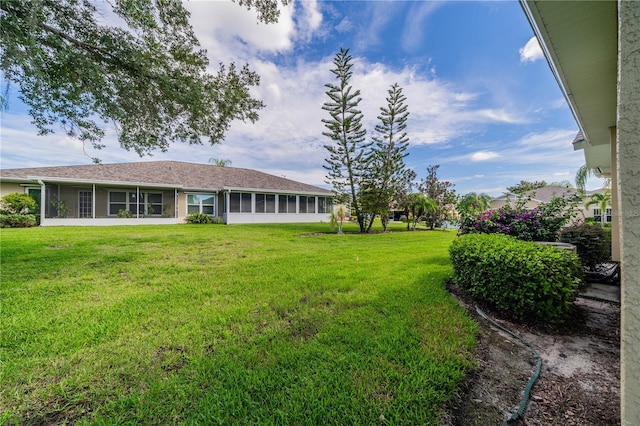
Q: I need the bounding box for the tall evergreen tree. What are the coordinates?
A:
[322,48,369,232]
[361,83,411,232]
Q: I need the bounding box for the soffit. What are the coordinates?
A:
[525,1,617,147]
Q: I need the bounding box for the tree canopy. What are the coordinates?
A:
[1,0,285,160]
[506,180,547,195]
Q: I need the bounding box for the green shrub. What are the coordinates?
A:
[0,214,37,228]
[0,193,37,214]
[559,223,611,271]
[449,233,583,323]
[117,209,133,218]
[185,213,214,224]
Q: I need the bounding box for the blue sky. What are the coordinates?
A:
[0,0,603,196]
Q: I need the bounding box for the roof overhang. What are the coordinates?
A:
[25,176,183,189]
[521,0,618,176]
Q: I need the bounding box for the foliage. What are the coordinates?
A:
[209,157,232,167]
[401,193,437,231]
[322,48,370,232]
[506,180,547,195]
[0,192,37,214]
[0,213,37,228]
[458,194,580,242]
[0,224,474,424]
[185,212,215,224]
[559,223,611,271]
[0,0,285,159]
[585,189,612,225]
[329,205,347,234]
[50,199,70,218]
[456,192,492,219]
[419,165,457,229]
[116,209,133,218]
[449,233,583,323]
[360,83,412,232]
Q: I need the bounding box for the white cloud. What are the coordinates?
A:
[470,151,501,162]
[519,36,544,63]
[401,2,442,52]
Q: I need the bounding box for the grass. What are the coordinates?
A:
[0,222,477,425]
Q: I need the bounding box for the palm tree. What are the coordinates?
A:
[456,192,492,219]
[403,193,437,231]
[585,188,612,225]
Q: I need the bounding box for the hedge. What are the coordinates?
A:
[449,233,583,323]
[0,214,37,228]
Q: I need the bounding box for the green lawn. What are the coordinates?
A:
[0,222,477,425]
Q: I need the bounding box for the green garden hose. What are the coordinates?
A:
[475,306,542,425]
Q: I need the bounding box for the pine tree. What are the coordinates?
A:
[362,83,411,231]
[322,48,370,232]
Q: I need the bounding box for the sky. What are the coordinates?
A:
[0,0,605,196]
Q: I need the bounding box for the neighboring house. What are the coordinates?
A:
[490,185,611,224]
[521,1,639,421]
[0,161,334,226]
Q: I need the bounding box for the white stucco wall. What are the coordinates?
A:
[618,1,640,423]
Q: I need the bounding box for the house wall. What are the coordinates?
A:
[0,182,24,197]
[618,1,640,423]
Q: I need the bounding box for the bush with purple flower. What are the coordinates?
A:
[458,194,580,241]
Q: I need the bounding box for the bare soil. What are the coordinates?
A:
[444,284,620,425]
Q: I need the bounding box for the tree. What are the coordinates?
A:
[575,163,610,193]
[1,0,285,160]
[209,158,232,167]
[402,193,437,231]
[322,48,370,232]
[361,83,411,232]
[585,189,612,225]
[456,192,492,219]
[419,165,456,229]
[506,180,547,195]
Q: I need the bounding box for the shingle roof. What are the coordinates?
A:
[0,161,332,195]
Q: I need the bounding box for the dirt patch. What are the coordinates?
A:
[445,284,620,425]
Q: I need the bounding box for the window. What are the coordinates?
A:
[287,195,296,213]
[255,194,276,213]
[318,197,332,214]
[109,191,162,216]
[241,193,252,213]
[188,194,215,216]
[299,196,316,214]
[306,196,316,213]
[229,192,252,213]
[277,195,297,213]
[78,191,92,218]
[606,208,612,223]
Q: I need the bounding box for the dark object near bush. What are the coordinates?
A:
[185,213,214,224]
[559,223,611,271]
[449,233,583,323]
[0,214,37,228]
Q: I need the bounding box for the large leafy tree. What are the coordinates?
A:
[1,0,284,159]
[361,83,411,232]
[419,164,456,229]
[322,47,370,232]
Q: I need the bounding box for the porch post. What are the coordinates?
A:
[618,0,640,422]
[38,180,46,224]
[92,184,96,219]
[136,187,140,218]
